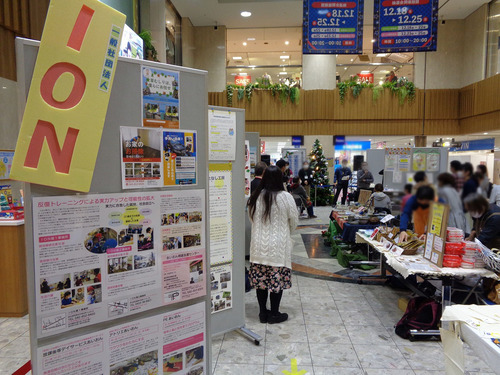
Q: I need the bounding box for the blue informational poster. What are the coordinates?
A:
[373,0,439,53]
[303,0,365,54]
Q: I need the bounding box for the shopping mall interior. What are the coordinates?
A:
[1,0,500,374]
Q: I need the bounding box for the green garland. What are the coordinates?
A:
[337,79,416,104]
[225,83,300,106]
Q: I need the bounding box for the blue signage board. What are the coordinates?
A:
[303,0,364,54]
[335,140,371,151]
[373,0,438,53]
[292,136,304,146]
[449,138,495,152]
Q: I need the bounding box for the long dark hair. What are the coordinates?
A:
[247,165,285,222]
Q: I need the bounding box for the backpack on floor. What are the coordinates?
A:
[395,296,442,339]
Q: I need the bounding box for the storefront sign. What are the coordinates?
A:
[373,0,439,53]
[335,140,371,151]
[357,72,374,83]
[235,75,251,86]
[449,138,495,152]
[303,0,365,54]
[292,136,304,146]
[10,0,125,192]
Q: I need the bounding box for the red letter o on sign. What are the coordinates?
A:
[40,62,86,109]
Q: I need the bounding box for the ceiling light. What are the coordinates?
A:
[247,37,255,41]
[241,11,251,17]
[371,39,376,43]
[369,139,372,141]
[344,67,347,70]
[243,42,247,46]
[484,132,489,135]
[285,41,290,45]
[360,70,370,73]
[376,53,388,57]
[239,69,242,71]
[280,55,289,59]
[350,58,354,62]
[282,59,286,62]
[393,67,396,70]
[379,80,384,85]
[166,21,171,24]
[279,72,287,75]
[240,73,247,75]
[232,56,242,60]
[248,65,256,68]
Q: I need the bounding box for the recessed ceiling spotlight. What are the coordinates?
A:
[484,132,489,135]
[243,42,247,46]
[279,72,287,75]
[241,11,251,17]
[249,65,256,68]
[285,41,289,45]
[247,37,255,41]
[350,58,354,62]
[166,20,171,24]
[232,56,242,60]
[280,55,289,59]
[344,67,347,70]
[371,39,376,43]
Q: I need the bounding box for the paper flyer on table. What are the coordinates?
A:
[208,109,237,161]
[209,163,233,265]
[210,263,233,314]
[33,190,206,338]
[142,66,180,128]
[36,302,206,375]
[163,129,197,186]
[120,127,163,189]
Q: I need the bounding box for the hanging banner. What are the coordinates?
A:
[373,0,439,53]
[10,0,126,192]
[142,66,180,128]
[303,0,365,54]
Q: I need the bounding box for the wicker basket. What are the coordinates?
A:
[475,239,500,273]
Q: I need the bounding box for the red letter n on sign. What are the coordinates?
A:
[24,121,79,174]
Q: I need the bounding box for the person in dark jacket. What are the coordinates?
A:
[462,162,478,202]
[298,161,313,198]
[464,193,500,249]
[356,162,374,201]
[251,161,267,194]
[332,159,352,206]
[290,177,316,218]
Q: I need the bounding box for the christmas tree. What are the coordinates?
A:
[309,139,331,205]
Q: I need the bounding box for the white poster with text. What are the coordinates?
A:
[208,109,236,161]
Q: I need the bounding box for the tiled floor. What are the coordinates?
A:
[0,206,495,375]
[212,277,495,375]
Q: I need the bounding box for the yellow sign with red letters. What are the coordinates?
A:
[10,0,125,192]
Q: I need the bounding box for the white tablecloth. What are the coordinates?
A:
[356,232,499,280]
[442,305,500,374]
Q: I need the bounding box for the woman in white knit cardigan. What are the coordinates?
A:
[247,165,299,324]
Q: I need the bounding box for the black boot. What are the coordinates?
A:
[268,291,288,324]
[256,289,270,323]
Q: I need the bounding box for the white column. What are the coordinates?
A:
[148,0,167,63]
[302,54,337,90]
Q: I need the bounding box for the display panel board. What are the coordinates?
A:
[373,0,439,53]
[303,0,365,54]
[17,38,210,374]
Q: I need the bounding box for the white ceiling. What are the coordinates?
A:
[171,0,490,28]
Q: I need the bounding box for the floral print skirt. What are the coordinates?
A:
[249,263,292,293]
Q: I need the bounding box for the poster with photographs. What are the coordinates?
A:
[208,164,233,265]
[120,127,163,189]
[36,302,206,375]
[210,263,233,314]
[163,129,197,186]
[120,127,197,189]
[142,66,179,128]
[244,140,251,198]
[33,190,205,338]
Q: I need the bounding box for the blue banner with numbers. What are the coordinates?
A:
[373,0,438,53]
[303,0,364,54]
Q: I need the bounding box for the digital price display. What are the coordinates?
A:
[303,1,364,54]
[373,0,438,53]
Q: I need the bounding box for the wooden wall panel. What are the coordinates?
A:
[425,90,459,120]
[460,111,500,134]
[303,90,336,119]
[459,84,475,119]
[474,74,500,115]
